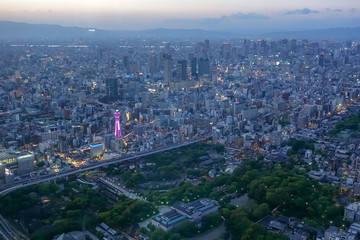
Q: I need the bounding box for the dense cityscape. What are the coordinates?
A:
[1,24,360,240]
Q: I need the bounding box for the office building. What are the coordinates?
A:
[198,58,210,76]
[17,152,35,175]
[176,60,187,81]
[191,58,197,80]
[90,143,104,158]
[164,54,173,85]
[105,78,118,102]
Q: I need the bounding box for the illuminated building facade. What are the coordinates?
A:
[114,110,122,138]
[90,143,104,158]
[0,150,34,177]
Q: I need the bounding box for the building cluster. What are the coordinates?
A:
[0,39,359,182]
[258,215,322,240]
[0,35,359,240]
[324,223,360,240]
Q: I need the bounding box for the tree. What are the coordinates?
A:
[226,209,252,240]
[96,230,104,240]
[99,198,158,228]
[252,203,270,221]
[174,221,198,238]
[222,208,231,219]
[147,222,156,231]
[202,212,223,230]
[66,210,82,220]
[30,230,53,240]
[241,223,267,240]
[52,219,81,235]
[150,228,170,240]
[213,144,225,153]
[325,205,343,219]
[168,233,182,240]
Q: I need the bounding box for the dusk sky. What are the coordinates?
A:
[0,0,359,33]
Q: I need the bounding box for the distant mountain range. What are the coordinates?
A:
[0,21,234,40]
[261,27,360,40]
[0,21,359,40]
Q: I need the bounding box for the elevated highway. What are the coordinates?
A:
[0,138,206,195]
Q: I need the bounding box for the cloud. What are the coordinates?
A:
[221,12,270,20]
[284,8,319,15]
[163,11,270,29]
[326,8,342,12]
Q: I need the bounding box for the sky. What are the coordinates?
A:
[0,0,359,33]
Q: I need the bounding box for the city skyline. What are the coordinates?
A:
[1,4,360,237]
[0,0,359,33]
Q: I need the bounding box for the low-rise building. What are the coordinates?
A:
[151,198,218,231]
[171,198,219,221]
[324,226,356,240]
[151,210,188,231]
[344,202,360,222]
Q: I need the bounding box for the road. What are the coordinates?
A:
[0,137,206,196]
[0,214,23,240]
[0,223,13,240]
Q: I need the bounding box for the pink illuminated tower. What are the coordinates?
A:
[114,110,122,138]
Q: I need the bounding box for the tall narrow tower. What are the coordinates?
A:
[164,54,173,85]
[114,110,122,138]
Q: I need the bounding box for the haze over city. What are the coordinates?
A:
[0,0,360,33]
[2,0,360,240]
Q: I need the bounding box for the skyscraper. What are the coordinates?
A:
[198,58,210,76]
[204,39,210,50]
[106,78,118,102]
[191,58,197,80]
[123,55,130,73]
[221,43,231,59]
[164,54,173,85]
[319,53,324,66]
[165,42,171,54]
[149,55,157,74]
[176,60,187,81]
[114,110,122,138]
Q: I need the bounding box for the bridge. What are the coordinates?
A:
[0,137,206,196]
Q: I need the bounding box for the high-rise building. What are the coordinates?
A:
[149,55,157,74]
[123,55,130,73]
[319,53,324,66]
[106,78,118,102]
[114,110,122,138]
[221,43,231,59]
[176,60,187,81]
[164,54,173,85]
[165,42,171,54]
[191,58,197,80]
[198,58,210,76]
[204,39,210,50]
